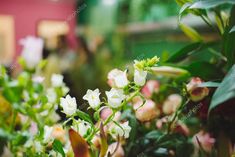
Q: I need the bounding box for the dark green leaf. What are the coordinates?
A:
[184,61,224,80]
[167,42,203,62]
[209,65,235,113]
[52,139,65,157]
[145,131,162,140]
[190,0,235,9]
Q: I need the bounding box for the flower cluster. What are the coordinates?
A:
[58,56,160,156]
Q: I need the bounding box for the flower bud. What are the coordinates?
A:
[134,99,160,122]
[187,77,209,102]
[162,94,182,115]
[141,80,159,98]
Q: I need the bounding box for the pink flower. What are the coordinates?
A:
[100,107,121,121]
[173,123,190,136]
[134,99,160,122]
[141,80,159,98]
[186,77,209,102]
[162,94,182,115]
[105,142,124,157]
[193,131,215,152]
[156,117,168,129]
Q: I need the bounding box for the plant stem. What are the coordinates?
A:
[167,99,190,134]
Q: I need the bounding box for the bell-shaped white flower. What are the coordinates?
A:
[105,88,126,108]
[43,125,53,143]
[51,74,64,87]
[109,121,131,139]
[72,119,91,137]
[107,69,129,88]
[134,69,147,86]
[60,95,77,116]
[20,36,44,69]
[83,89,101,109]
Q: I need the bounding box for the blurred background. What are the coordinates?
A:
[0,0,217,104]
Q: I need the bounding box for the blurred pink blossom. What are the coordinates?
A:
[134,99,160,122]
[141,80,159,98]
[193,131,215,152]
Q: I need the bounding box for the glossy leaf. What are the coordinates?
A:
[229,25,235,33]
[190,0,235,9]
[185,61,224,80]
[69,129,90,157]
[209,65,235,113]
[52,139,65,157]
[167,42,203,62]
[198,81,220,87]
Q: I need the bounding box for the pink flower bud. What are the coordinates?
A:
[162,94,182,115]
[134,99,160,122]
[141,80,159,98]
[106,142,124,157]
[187,77,209,102]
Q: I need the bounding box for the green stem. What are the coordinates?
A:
[167,99,190,134]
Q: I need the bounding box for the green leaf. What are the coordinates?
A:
[145,131,162,140]
[229,26,235,33]
[184,61,224,80]
[190,0,235,9]
[179,23,203,42]
[198,81,220,87]
[179,3,192,21]
[76,110,93,124]
[52,139,65,157]
[167,42,203,62]
[209,65,235,113]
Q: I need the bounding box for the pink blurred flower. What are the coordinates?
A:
[100,107,121,121]
[134,99,160,122]
[29,122,38,136]
[193,131,215,152]
[52,125,66,143]
[186,77,209,102]
[141,80,159,98]
[173,122,190,136]
[156,117,168,129]
[105,142,124,157]
[162,94,182,115]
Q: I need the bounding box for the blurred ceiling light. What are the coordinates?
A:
[102,0,116,6]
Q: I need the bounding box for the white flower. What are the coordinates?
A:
[60,95,77,116]
[47,88,57,103]
[72,119,91,137]
[107,69,129,88]
[62,86,69,95]
[109,121,131,139]
[83,89,101,109]
[20,36,44,68]
[134,69,147,86]
[105,88,126,108]
[43,125,53,143]
[34,141,43,152]
[32,76,44,83]
[51,74,64,87]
